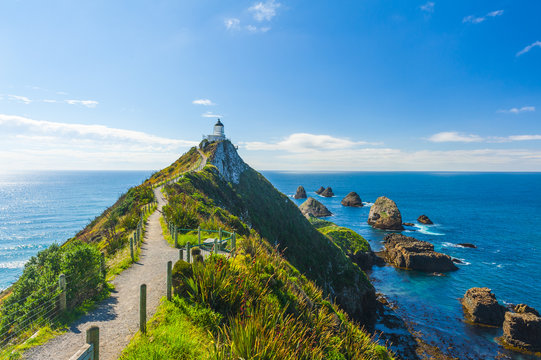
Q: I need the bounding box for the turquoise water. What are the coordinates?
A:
[263,172,541,360]
[0,171,152,291]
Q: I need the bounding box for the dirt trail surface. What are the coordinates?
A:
[24,187,178,360]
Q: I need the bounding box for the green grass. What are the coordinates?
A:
[318,225,371,254]
[119,299,212,360]
[0,325,62,360]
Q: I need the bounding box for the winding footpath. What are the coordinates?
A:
[24,187,178,360]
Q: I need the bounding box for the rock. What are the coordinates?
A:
[417,215,433,224]
[349,251,385,271]
[315,186,325,194]
[452,258,463,264]
[514,304,540,317]
[294,186,307,199]
[299,197,332,218]
[381,234,458,272]
[208,140,247,184]
[367,196,404,230]
[341,192,363,207]
[461,287,506,326]
[503,311,541,352]
[458,243,477,248]
[320,187,334,197]
[403,222,415,227]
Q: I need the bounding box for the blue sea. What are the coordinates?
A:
[0,171,152,291]
[263,172,541,360]
[1,171,540,359]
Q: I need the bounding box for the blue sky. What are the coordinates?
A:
[1,0,540,171]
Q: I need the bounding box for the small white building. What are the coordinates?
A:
[204,119,226,143]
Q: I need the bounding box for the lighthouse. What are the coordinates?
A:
[204,119,226,143]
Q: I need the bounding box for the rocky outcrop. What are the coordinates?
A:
[367,196,403,230]
[299,197,332,217]
[315,186,325,194]
[503,311,541,352]
[320,187,334,197]
[294,186,307,199]
[341,192,363,207]
[461,287,506,326]
[417,215,433,224]
[514,304,540,316]
[381,234,458,272]
[458,243,477,248]
[208,140,247,184]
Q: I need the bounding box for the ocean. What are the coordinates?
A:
[0,171,152,291]
[1,171,540,359]
[263,171,541,360]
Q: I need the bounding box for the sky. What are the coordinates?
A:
[1,0,541,171]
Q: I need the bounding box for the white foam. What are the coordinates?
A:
[415,224,444,236]
[0,260,28,269]
[363,202,374,206]
[454,257,471,265]
[442,242,460,248]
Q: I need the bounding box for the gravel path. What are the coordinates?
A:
[24,187,178,360]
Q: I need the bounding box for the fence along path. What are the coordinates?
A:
[24,187,178,360]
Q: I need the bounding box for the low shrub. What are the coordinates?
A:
[172,260,193,297]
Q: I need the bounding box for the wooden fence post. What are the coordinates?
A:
[198,227,201,246]
[174,225,178,248]
[232,232,236,255]
[179,249,183,261]
[186,244,191,263]
[86,326,99,360]
[58,274,66,312]
[214,238,218,255]
[167,261,172,301]
[130,237,134,262]
[140,284,147,334]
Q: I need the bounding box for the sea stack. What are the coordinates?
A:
[294,186,307,199]
[381,234,458,272]
[320,187,334,197]
[503,305,541,352]
[417,215,433,225]
[461,287,506,326]
[299,197,332,218]
[315,186,325,194]
[367,196,403,230]
[341,192,363,207]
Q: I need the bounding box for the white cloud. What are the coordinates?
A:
[420,2,435,13]
[498,106,535,114]
[428,132,483,143]
[7,95,32,104]
[241,133,376,152]
[246,25,271,33]
[42,99,58,103]
[463,9,503,24]
[64,99,99,108]
[249,0,281,22]
[516,41,541,57]
[202,111,223,118]
[192,99,215,106]
[224,18,241,30]
[507,135,541,141]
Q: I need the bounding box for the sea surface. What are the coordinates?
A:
[262,171,541,360]
[0,171,152,291]
[1,171,540,359]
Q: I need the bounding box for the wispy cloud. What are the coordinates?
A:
[64,99,99,108]
[192,99,215,106]
[516,41,541,57]
[241,133,377,152]
[249,0,281,22]
[7,95,32,104]
[420,2,435,13]
[508,135,541,141]
[428,132,483,143]
[463,9,504,24]
[498,106,535,114]
[224,18,241,31]
[201,111,223,118]
[246,25,271,33]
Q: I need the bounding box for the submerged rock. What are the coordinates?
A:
[417,215,433,224]
[294,185,307,199]
[381,234,458,272]
[503,311,541,352]
[320,187,334,197]
[341,192,363,207]
[315,186,325,194]
[403,222,415,227]
[458,243,477,248]
[299,197,332,218]
[461,287,506,326]
[367,196,403,230]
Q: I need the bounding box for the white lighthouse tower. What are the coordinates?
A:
[204,119,226,143]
